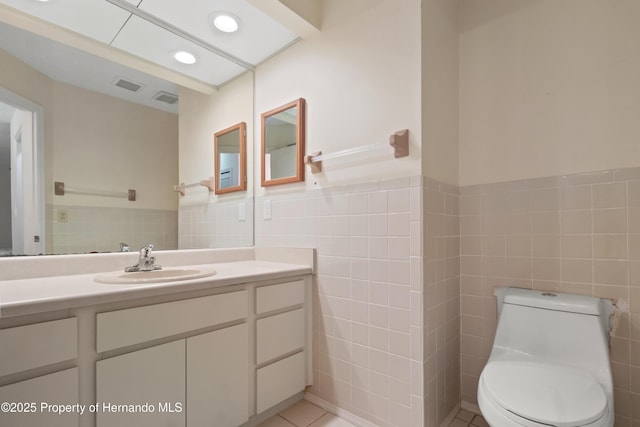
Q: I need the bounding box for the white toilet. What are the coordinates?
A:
[478,287,614,427]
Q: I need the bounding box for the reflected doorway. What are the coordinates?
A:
[0,88,44,256]
[0,104,12,254]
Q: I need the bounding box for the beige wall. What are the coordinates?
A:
[178,71,254,206]
[422,0,459,186]
[459,0,640,186]
[177,72,254,249]
[0,48,52,110]
[1,48,179,210]
[254,0,422,194]
[51,81,178,210]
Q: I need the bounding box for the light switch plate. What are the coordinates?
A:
[57,209,69,223]
[263,200,272,220]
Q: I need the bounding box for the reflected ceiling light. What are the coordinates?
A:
[174,50,196,65]
[212,12,240,33]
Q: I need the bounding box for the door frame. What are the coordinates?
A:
[0,87,45,255]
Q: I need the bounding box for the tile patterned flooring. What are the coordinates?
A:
[256,399,355,427]
[448,409,489,427]
[256,400,487,427]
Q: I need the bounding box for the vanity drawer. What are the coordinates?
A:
[0,368,79,427]
[256,351,306,414]
[256,280,305,314]
[256,308,305,364]
[0,318,77,377]
[97,290,247,352]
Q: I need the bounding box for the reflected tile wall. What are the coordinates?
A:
[46,205,177,254]
[459,167,640,427]
[178,198,253,249]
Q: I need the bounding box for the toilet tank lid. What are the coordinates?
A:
[503,288,602,315]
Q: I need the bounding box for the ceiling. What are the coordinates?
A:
[0,0,303,117]
[0,21,182,114]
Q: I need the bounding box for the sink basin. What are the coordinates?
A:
[94,267,216,284]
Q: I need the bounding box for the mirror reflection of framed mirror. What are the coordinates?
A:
[214,122,247,195]
[261,98,305,187]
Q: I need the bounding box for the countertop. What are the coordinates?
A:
[0,260,312,318]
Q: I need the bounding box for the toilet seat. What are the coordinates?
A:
[480,360,608,427]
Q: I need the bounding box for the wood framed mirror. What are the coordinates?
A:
[214,122,247,195]
[261,98,305,187]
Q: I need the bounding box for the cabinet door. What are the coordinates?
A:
[187,323,249,427]
[0,368,78,427]
[96,340,185,427]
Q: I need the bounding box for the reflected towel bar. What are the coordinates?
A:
[173,177,214,196]
[54,181,136,201]
[304,129,409,173]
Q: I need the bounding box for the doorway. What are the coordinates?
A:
[0,88,44,256]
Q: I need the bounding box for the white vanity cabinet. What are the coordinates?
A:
[93,278,312,426]
[187,324,249,427]
[96,325,250,427]
[95,290,249,427]
[255,280,309,414]
[0,318,79,427]
[0,261,312,427]
[96,340,186,427]
[0,368,79,427]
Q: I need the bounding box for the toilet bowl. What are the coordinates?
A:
[477,288,614,427]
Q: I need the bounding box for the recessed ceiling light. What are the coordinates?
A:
[174,51,196,65]
[212,13,240,33]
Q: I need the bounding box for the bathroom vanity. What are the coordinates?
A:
[0,247,314,427]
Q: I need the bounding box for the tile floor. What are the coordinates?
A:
[256,399,355,427]
[448,409,489,427]
[256,400,487,427]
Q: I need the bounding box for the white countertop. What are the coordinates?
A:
[0,260,312,318]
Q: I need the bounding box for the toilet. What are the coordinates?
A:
[477,287,615,427]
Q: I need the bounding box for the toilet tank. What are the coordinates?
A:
[491,288,613,385]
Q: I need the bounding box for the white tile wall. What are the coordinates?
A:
[422,178,460,427]
[255,176,460,427]
[46,204,177,254]
[179,198,253,249]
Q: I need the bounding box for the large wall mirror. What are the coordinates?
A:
[261,98,306,187]
[0,17,255,256]
[1,21,181,256]
[1,0,304,256]
[215,122,247,195]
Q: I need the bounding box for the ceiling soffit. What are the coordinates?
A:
[0,0,303,89]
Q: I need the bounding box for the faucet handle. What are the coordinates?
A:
[125,244,159,272]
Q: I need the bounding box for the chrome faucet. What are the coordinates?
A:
[124,244,162,272]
